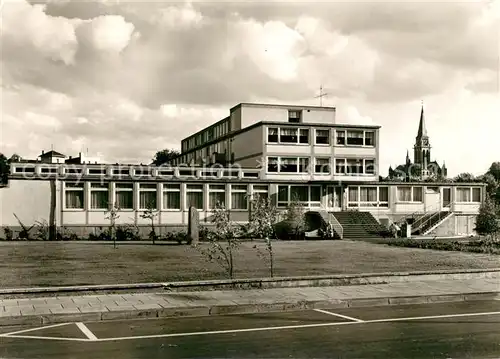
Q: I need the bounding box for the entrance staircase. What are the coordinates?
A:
[408,211,454,236]
[331,211,392,240]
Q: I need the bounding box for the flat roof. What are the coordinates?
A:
[230,103,336,112]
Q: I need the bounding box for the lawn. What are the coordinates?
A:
[1,240,499,289]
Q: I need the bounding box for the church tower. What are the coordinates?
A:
[413,103,431,178]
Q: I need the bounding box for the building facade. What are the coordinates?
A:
[0,103,485,238]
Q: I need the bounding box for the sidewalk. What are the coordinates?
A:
[1,277,499,326]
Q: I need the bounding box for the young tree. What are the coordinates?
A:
[195,202,241,279]
[475,197,500,242]
[249,196,279,277]
[105,203,120,249]
[284,197,306,240]
[140,203,159,244]
[151,149,181,166]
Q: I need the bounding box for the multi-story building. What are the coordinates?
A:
[0,103,486,239]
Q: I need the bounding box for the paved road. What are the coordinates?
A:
[1,300,500,358]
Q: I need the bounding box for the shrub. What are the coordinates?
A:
[3,227,13,241]
[56,227,78,241]
[115,225,141,241]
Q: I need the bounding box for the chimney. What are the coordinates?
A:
[42,150,44,155]
[69,156,72,159]
[79,152,82,158]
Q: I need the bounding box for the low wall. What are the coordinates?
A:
[2,268,499,298]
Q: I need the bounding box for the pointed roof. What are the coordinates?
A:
[417,102,427,138]
[40,150,66,158]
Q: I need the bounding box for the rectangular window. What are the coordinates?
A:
[288,110,302,123]
[365,159,375,175]
[277,185,289,207]
[298,157,309,173]
[163,184,181,210]
[252,184,269,202]
[413,187,423,202]
[139,191,156,209]
[65,182,84,209]
[315,129,330,144]
[365,132,375,146]
[360,187,377,202]
[379,187,389,203]
[209,184,226,209]
[280,128,298,143]
[299,128,309,144]
[457,188,471,202]
[315,158,330,173]
[335,159,346,174]
[280,157,298,173]
[290,186,308,203]
[346,159,363,175]
[397,187,412,202]
[336,130,346,145]
[115,185,133,209]
[268,128,278,143]
[348,187,359,203]
[186,184,204,209]
[346,130,364,145]
[310,186,321,202]
[472,188,481,202]
[267,157,279,173]
[90,183,109,209]
[231,184,248,210]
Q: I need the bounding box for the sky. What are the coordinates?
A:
[1,0,499,177]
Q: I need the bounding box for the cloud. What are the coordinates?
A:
[76,15,135,53]
[1,0,498,177]
[2,0,79,65]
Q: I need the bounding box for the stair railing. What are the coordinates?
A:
[413,201,454,232]
[319,204,343,239]
[421,205,455,235]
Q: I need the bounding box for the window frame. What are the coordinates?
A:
[138,183,157,210]
[64,182,85,210]
[90,182,109,210]
[185,184,204,211]
[208,184,226,210]
[230,184,248,210]
[162,183,181,211]
[314,128,330,145]
[115,183,134,210]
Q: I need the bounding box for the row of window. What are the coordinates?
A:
[182,119,231,152]
[267,157,376,175]
[267,127,375,146]
[65,183,269,211]
[395,186,481,203]
[348,186,390,208]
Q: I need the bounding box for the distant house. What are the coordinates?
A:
[38,150,66,164]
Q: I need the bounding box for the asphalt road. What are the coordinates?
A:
[1,300,500,359]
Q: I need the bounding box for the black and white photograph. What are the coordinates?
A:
[0,0,499,357]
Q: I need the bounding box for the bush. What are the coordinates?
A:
[386,238,500,254]
[56,227,79,241]
[115,225,141,241]
[164,230,189,244]
[3,227,13,241]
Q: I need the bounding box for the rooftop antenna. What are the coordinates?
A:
[315,85,329,106]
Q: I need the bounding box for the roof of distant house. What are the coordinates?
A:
[40,150,66,158]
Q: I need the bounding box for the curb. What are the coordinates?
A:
[2,268,500,298]
[1,291,499,327]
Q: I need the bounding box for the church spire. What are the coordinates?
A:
[406,149,411,165]
[417,100,427,138]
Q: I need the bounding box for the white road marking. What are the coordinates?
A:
[91,310,500,342]
[314,309,364,322]
[2,310,500,343]
[2,334,89,342]
[76,322,98,341]
[0,322,72,336]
